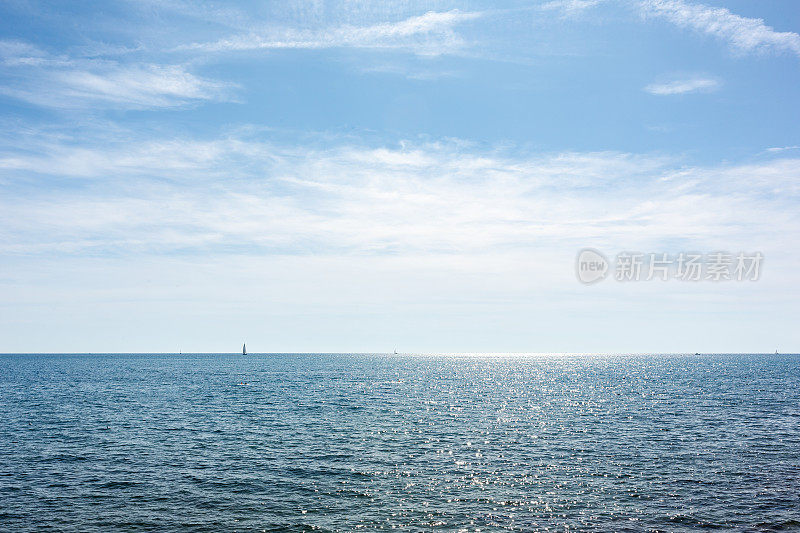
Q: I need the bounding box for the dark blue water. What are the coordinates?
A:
[1,354,799,532]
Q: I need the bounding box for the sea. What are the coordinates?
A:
[0,353,798,532]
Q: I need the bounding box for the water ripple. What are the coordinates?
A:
[0,353,798,531]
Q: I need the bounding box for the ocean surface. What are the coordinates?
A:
[1,353,799,532]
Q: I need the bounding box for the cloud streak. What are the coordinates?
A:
[539,0,603,16]
[641,0,800,57]
[0,41,232,109]
[1,130,798,262]
[180,10,481,56]
[645,75,720,95]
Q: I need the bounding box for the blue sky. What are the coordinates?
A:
[1,0,798,353]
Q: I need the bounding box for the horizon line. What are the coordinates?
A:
[0,352,795,356]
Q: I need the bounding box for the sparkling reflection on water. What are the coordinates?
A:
[1,353,799,531]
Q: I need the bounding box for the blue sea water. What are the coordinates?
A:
[0,353,799,532]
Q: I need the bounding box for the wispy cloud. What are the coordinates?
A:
[765,146,799,154]
[640,0,800,57]
[2,124,799,353]
[539,0,602,16]
[645,75,720,95]
[179,10,481,56]
[0,40,232,109]
[1,129,798,260]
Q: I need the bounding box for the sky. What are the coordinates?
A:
[0,0,798,353]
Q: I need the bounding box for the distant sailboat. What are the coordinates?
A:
[243,343,247,355]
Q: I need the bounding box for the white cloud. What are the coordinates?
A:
[765,146,799,153]
[1,131,798,262]
[645,75,720,95]
[3,130,799,352]
[640,0,800,57]
[540,0,602,16]
[180,10,480,56]
[0,40,232,109]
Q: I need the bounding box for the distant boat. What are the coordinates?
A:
[394,348,398,354]
[243,343,247,355]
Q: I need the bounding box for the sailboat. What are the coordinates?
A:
[243,343,247,355]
